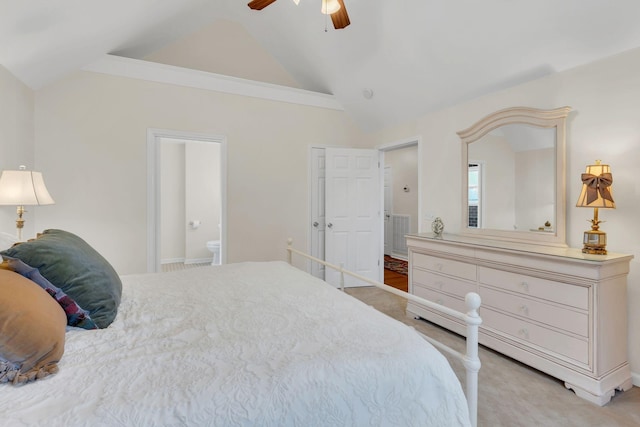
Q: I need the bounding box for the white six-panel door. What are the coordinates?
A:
[324,148,381,287]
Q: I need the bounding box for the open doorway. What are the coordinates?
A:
[159,138,222,271]
[379,138,420,292]
[307,140,419,291]
[147,129,227,273]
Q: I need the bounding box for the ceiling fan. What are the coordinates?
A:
[247,0,351,30]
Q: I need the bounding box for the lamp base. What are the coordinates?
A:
[582,229,607,255]
[16,205,25,242]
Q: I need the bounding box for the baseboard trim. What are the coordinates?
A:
[390,252,408,261]
[162,258,212,265]
[185,258,212,265]
[161,257,184,265]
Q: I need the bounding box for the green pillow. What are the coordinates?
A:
[0,229,121,328]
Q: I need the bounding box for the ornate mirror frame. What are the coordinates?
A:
[457,106,571,247]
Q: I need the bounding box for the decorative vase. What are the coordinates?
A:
[431,217,444,237]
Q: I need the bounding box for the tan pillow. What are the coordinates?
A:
[0,269,66,384]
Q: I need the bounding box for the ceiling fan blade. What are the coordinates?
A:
[248,0,278,10]
[331,0,350,29]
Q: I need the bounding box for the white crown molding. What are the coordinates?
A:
[82,54,344,111]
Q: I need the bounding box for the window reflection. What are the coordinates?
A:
[468,163,481,228]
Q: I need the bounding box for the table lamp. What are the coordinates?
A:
[0,165,55,241]
[575,160,614,254]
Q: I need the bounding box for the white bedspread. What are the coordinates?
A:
[0,261,470,426]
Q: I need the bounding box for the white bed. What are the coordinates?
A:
[1,256,479,426]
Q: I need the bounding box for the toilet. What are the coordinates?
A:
[206,240,221,265]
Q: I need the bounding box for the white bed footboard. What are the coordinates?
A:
[286,239,482,427]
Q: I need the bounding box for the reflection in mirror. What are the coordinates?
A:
[468,125,556,232]
[458,107,571,247]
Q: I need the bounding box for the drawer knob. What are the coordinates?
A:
[519,305,529,316]
[518,329,530,340]
[436,299,444,305]
[520,282,529,292]
[435,281,444,289]
[435,263,443,271]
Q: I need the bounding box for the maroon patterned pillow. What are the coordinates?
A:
[2,257,98,330]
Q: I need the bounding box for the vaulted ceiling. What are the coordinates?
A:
[3,0,640,131]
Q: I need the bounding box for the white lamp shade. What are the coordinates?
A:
[321,0,340,14]
[0,170,55,206]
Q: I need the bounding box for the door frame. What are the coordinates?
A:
[147,128,228,273]
[383,165,393,256]
[308,146,326,279]
[308,138,420,282]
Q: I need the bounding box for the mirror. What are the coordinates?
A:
[457,106,571,247]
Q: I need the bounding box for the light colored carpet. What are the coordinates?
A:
[346,286,640,427]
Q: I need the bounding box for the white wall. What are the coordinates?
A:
[366,47,640,380]
[144,19,301,89]
[515,147,555,231]
[160,142,185,261]
[33,70,365,275]
[0,66,36,238]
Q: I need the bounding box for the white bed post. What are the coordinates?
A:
[463,292,482,427]
[339,262,345,292]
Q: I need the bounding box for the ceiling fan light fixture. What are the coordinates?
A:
[292,0,300,4]
[321,0,340,15]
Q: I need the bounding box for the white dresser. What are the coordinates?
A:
[406,233,633,405]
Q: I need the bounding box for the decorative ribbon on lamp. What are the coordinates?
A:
[0,165,55,241]
[575,160,615,254]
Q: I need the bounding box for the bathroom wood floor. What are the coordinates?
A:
[384,268,408,292]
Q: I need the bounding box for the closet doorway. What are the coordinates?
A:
[380,139,420,261]
[309,140,420,287]
[147,129,227,273]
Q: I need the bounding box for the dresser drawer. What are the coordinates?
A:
[413,269,476,299]
[480,286,588,337]
[478,267,588,310]
[413,253,476,281]
[413,285,467,313]
[482,308,589,365]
